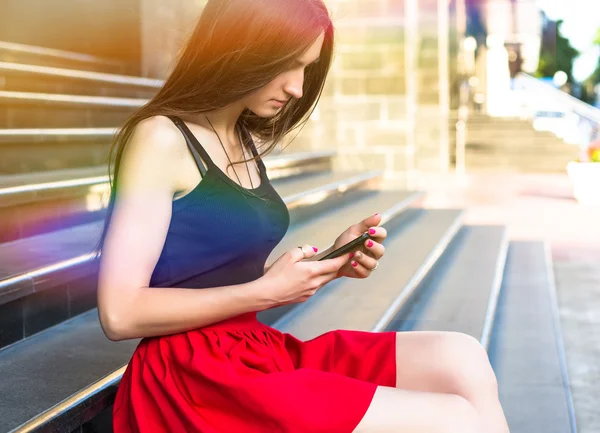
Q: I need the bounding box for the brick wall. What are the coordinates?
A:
[294,0,452,184]
[140,0,206,78]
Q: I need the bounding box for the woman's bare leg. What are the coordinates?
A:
[392,331,510,433]
[353,385,483,433]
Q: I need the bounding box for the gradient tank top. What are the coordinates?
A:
[149,116,290,288]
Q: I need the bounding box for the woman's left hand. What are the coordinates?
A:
[331,213,387,279]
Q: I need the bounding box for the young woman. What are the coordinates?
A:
[96,1,510,431]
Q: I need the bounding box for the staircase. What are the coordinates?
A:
[463,115,580,173]
[0,42,577,433]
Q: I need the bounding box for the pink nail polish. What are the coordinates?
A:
[349,252,354,258]
[369,228,376,235]
[367,240,373,247]
[352,261,358,267]
[313,247,318,252]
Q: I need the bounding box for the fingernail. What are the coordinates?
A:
[367,240,373,247]
[352,261,358,267]
[313,246,318,252]
[349,252,354,258]
[375,213,380,216]
[369,228,376,235]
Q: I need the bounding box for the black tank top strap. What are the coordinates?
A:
[241,126,267,176]
[167,115,213,176]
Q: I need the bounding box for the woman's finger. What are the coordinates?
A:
[294,244,319,261]
[352,251,378,272]
[364,239,385,259]
[367,226,387,240]
[349,259,370,277]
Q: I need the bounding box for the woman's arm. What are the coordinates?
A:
[103,281,276,341]
[97,116,278,341]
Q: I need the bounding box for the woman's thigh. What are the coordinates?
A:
[392,330,497,395]
[353,385,483,433]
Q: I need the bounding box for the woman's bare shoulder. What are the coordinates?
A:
[128,115,187,157]
[118,115,188,196]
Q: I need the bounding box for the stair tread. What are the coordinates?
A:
[388,225,507,348]
[0,90,147,107]
[0,189,421,431]
[0,61,162,88]
[273,208,465,339]
[269,170,375,199]
[0,310,138,431]
[0,166,108,189]
[0,222,102,280]
[488,241,576,433]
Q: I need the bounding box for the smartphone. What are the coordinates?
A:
[318,232,373,261]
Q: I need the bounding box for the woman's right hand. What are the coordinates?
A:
[261,245,350,306]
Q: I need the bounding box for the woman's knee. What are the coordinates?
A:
[441,332,499,397]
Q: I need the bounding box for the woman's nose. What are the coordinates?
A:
[283,74,304,99]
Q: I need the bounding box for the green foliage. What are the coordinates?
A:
[587,28,600,86]
[536,20,579,82]
[594,28,600,46]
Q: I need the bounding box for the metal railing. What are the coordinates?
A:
[514,72,600,160]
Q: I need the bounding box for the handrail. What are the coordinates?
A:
[515,73,600,122]
[514,73,600,152]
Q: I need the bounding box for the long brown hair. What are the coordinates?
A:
[94,0,335,258]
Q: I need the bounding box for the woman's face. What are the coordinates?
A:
[245,31,325,117]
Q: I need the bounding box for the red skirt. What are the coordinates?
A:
[113,312,397,433]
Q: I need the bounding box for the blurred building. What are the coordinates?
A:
[0,0,549,183]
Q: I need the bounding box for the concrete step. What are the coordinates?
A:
[0,41,135,75]
[387,225,508,350]
[0,61,161,98]
[0,128,115,174]
[466,128,559,138]
[465,155,574,173]
[465,143,579,156]
[488,242,577,433]
[0,90,142,128]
